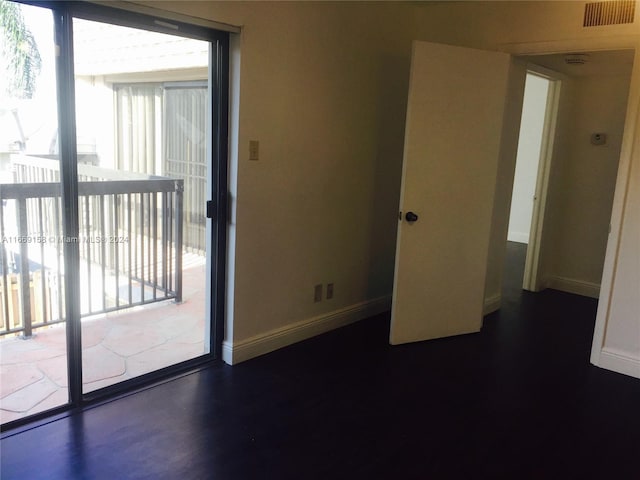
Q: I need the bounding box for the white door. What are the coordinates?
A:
[390,41,520,345]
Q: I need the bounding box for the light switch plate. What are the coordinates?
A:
[249,140,259,160]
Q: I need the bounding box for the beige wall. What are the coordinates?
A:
[543,73,631,294]
[137,2,415,352]
[133,1,640,374]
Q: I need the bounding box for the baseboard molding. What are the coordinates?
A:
[506,232,529,244]
[594,347,640,379]
[483,293,501,315]
[545,276,600,299]
[222,295,392,365]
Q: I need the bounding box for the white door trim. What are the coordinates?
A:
[521,69,561,292]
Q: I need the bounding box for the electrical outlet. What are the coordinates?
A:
[314,284,323,303]
[326,283,334,300]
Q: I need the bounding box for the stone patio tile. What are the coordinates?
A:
[0,408,27,424]
[83,373,131,394]
[27,344,127,392]
[182,278,205,296]
[82,344,126,384]
[81,319,113,348]
[126,342,204,378]
[172,325,206,344]
[108,303,173,327]
[0,337,66,365]
[178,299,203,312]
[0,364,44,398]
[0,337,45,353]
[33,325,68,347]
[0,347,66,365]
[36,355,69,388]
[102,325,167,357]
[29,388,68,416]
[0,377,59,412]
[154,314,202,340]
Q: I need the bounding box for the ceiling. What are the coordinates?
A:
[524,49,635,77]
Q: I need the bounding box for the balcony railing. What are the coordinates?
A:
[0,155,184,337]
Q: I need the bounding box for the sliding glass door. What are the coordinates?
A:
[72,17,213,393]
[0,1,228,427]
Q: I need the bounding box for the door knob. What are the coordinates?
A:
[405,211,419,222]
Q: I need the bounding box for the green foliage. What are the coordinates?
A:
[0,0,42,99]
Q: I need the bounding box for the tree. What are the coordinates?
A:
[0,0,41,99]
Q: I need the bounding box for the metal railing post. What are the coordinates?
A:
[17,198,32,338]
[0,201,11,333]
[174,180,183,303]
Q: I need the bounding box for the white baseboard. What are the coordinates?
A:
[506,232,529,244]
[545,276,600,299]
[222,295,392,365]
[483,293,501,315]
[594,347,640,379]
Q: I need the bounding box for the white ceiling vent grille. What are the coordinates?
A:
[584,1,636,27]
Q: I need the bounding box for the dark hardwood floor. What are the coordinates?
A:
[2,242,640,479]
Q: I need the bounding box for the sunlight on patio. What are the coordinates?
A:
[0,255,205,424]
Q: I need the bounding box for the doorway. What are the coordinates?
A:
[0,1,229,429]
[502,50,634,300]
[505,70,558,293]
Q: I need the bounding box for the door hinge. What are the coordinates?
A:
[206,200,215,219]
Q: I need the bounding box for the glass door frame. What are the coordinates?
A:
[2,0,228,430]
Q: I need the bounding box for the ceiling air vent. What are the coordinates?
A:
[583,0,636,27]
[565,54,590,65]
